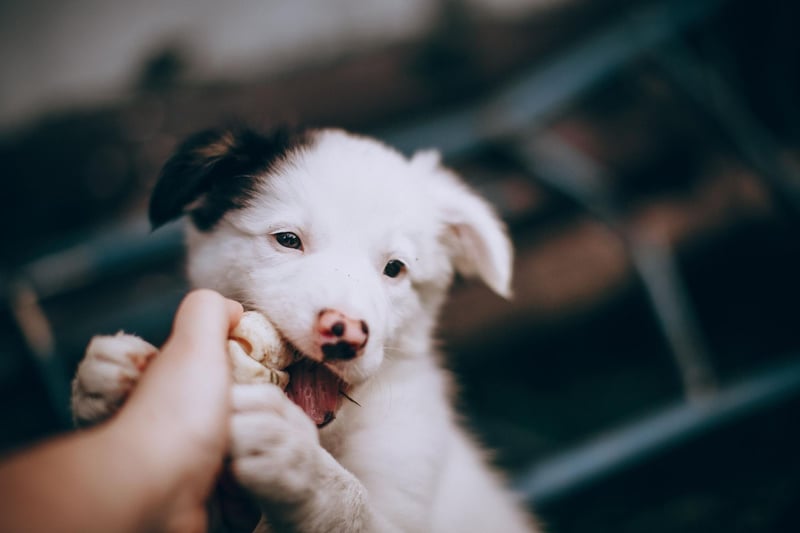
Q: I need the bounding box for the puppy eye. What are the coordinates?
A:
[383,259,406,278]
[274,232,303,250]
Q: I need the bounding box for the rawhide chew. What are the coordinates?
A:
[228,311,294,388]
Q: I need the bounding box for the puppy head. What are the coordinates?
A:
[150,127,512,420]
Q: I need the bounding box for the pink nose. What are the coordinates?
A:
[317,309,369,361]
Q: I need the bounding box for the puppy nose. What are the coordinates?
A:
[317,309,369,361]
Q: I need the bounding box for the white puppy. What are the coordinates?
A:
[72,127,538,532]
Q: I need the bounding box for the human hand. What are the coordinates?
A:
[103,289,243,532]
[0,289,244,533]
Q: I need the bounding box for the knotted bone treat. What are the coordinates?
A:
[228,310,347,427]
[227,311,294,388]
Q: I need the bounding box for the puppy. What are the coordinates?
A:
[72,127,538,532]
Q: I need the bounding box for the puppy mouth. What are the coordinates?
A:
[283,344,351,429]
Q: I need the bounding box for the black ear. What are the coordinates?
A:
[148,126,309,231]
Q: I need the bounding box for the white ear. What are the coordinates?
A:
[413,150,514,298]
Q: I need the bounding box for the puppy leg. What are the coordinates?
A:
[70,333,158,427]
[230,384,396,533]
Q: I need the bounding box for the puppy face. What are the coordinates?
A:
[150,127,512,422]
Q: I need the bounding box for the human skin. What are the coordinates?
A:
[0,289,242,533]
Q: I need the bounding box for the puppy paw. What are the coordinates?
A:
[71,333,158,427]
[230,384,321,504]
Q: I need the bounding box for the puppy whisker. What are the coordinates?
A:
[339,390,361,407]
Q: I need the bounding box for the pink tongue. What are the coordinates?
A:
[285,359,345,427]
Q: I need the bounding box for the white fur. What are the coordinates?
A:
[72,129,538,532]
[71,333,157,427]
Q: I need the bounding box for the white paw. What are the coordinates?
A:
[230,384,321,504]
[71,333,158,427]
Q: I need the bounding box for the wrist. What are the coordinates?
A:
[0,424,164,533]
[93,420,172,531]
[104,408,217,532]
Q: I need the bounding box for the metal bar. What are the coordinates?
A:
[515,356,800,505]
[513,131,718,398]
[627,237,717,397]
[18,218,184,300]
[653,39,800,216]
[7,281,72,427]
[382,0,723,156]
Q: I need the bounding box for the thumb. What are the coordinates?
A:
[121,289,242,441]
[167,289,244,366]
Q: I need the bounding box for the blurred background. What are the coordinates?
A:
[2,0,800,531]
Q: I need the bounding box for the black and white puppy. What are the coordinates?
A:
[72,127,538,532]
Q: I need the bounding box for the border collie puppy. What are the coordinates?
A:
[72,126,538,533]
